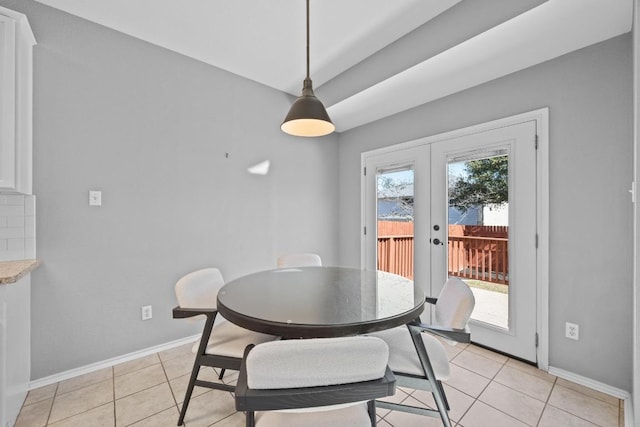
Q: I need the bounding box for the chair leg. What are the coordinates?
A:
[178,311,217,426]
[246,410,255,427]
[367,400,376,426]
[218,368,226,380]
[407,324,453,427]
[437,380,450,411]
[178,364,200,425]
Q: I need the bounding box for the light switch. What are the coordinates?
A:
[89,190,102,206]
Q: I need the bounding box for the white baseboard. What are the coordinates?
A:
[548,366,634,426]
[29,334,199,390]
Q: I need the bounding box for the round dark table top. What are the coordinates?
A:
[217,266,425,338]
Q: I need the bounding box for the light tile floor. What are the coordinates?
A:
[16,340,625,427]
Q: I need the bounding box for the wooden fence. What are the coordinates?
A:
[377,222,509,285]
[377,235,415,279]
[448,235,509,285]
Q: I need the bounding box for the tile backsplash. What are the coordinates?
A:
[0,195,35,261]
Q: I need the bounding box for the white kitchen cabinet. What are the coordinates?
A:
[0,274,31,427]
[0,8,35,195]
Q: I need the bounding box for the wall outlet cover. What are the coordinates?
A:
[565,322,579,340]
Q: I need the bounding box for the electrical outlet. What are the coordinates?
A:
[141,305,152,321]
[565,322,579,340]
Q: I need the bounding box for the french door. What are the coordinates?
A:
[363,120,539,363]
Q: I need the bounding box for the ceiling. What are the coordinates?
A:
[33,0,633,133]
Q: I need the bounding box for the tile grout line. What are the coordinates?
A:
[539,386,604,424]
[434,344,479,425]
[534,374,558,427]
[539,375,623,427]
[456,349,510,426]
[111,365,116,427]
[45,378,115,426]
[49,354,176,426]
[554,381,622,408]
[411,344,511,426]
[120,354,180,426]
[160,352,181,412]
[473,355,618,427]
[15,381,58,426]
[484,359,617,427]
[44,381,59,426]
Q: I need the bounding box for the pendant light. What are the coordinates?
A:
[281,0,335,137]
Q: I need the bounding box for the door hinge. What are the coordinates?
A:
[364,226,367,235]
[535,234,539,249]
[363,166,366,176]
[535,134,539,150]
[630,181,636,203]
[535,333,539,347]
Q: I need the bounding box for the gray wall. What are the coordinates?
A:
[337,35,634,391]
[1,0,339,379]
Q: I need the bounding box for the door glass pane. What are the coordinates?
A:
[376,167,414,280]
[447,152,509,329]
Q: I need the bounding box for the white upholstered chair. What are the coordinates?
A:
[235,336,395,427]
[276,253,322,268]
[370,277,475,427]
[173,268,277,426]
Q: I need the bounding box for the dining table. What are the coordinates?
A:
[216,266,425,339]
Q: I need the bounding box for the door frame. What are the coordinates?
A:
[361,108,549,369]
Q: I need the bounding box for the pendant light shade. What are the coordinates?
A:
[281,0,334,137]
[281,78,334,137]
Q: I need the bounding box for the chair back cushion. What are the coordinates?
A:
[277,253,322,268]
[435,277,475,329]
[246,336,388,389]
[175,268,224,310]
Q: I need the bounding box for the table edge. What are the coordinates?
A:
[217,300,425,338]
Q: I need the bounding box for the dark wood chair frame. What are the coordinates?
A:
[375,296,471,427]
[235,345,397,427]
[172,306,243,426]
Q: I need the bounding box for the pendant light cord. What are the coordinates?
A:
[306,0,310,80]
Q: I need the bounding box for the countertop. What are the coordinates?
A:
[0,259,40,284]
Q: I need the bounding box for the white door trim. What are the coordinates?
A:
[360,108,549,369]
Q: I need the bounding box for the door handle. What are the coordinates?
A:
[433,238,444,246]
